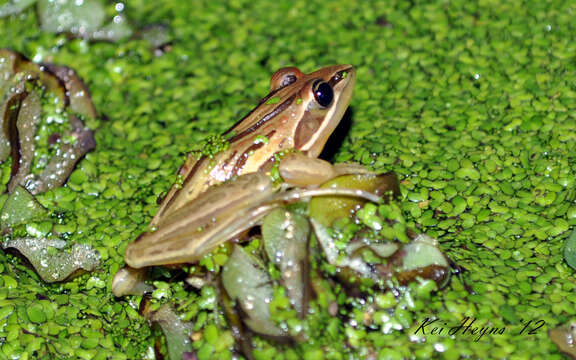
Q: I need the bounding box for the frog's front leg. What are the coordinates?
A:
[279,152,399,206]
[278,152,374,187]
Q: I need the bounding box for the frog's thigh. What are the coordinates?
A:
[279,153,339,186]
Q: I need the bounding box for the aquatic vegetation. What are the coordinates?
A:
[0,0,132,41]
[0,49,96,196]
[0,49,98,282]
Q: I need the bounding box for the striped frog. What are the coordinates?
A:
[115,65,380,279]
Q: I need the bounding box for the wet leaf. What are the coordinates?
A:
[25,121,96,194]
[0,51,19,155]
[0,49,97,195]
[1,237,100,282]
[400,234,449,271]
[91,13,133,42]
[144,304,195,360]
[0,0,37,18]
[6,91,42,193]
[347,240,399,259]
[0,186,47,229]
[222,245,286,337]
[111,267,153,297]
[262,208,309,315]
[310,218,373,278]
[37,0,133,41]
[38,0,106,36]
[0,49,67,104]
[394,234,450,287]
[549,321,576,359]
[309,173,400,227]
[310,218,339,265]
[564,228,576,270]
[311,218,450,287]
[41,63,97,119]
[137,25,172,50]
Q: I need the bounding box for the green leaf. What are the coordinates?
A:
[221,245,286,337]
[0,186,48,229]
[262,208,309,315]
[1,237,100,282]
[564,228,576,270]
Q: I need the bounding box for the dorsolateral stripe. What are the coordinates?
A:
[231,130,276,175]
[155,156,207,219]
[228,94,296,143]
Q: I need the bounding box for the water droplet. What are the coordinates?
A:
[434,343,446,352]
[244,296,254,310]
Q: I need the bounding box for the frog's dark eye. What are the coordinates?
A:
[313,80,333,108]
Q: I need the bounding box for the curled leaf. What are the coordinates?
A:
[347,239,399,258]
[222,245,286,337]
[309,172,400,227]
[0,186,47,230]
[564,228,576,270]
[40,63,97,119]
[311,218,450,288]
[1,237,100,282]
[37,0,133,41]
[262,208,310,316]
[137,25,172,52]
[143,304,195,360]
[0,0,37,17]
[549,321,576,359]
[0,49,19,161]
[400,234,449,271]
[310,218,374,278]
[0,49,96,195]
[112,266,153,297]
[394,234,450,287]
[24,120,96,194]
[6,91,42,193]
[0,49,66,104]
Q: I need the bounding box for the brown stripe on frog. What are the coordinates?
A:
[153,155,208,220]
[294,110,324,149]
[231,130,276,175]
[227,94,296,143]
[328,67,353,87]
[222,83,295,137]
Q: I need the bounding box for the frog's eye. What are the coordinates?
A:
[280,74,297,87]
[312,80,333,108]
[270,67,303,91]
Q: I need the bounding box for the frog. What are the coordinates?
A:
[113,65,384,294]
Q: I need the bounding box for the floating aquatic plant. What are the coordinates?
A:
[1,237,100,282]
[0,49,99,281]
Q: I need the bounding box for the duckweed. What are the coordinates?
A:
[0,0,575,358]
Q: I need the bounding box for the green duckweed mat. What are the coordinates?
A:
[1,0,575,359]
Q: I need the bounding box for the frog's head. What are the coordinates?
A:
[269,65,356,158]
